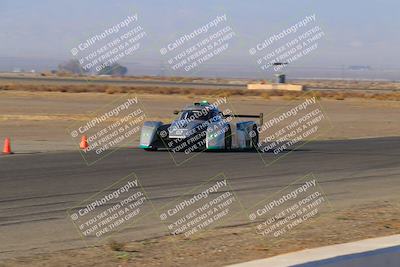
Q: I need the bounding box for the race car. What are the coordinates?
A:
[139,100,263,151]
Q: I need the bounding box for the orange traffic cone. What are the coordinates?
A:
[79,135,88,149]
[3,137,12,154]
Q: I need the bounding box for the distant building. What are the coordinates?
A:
[348,65,372,71]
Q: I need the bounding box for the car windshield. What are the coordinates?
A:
[179,109,212,121]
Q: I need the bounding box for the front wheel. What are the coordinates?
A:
[144,146,158,151]
[225,125,232,150]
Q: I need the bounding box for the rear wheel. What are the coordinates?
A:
[225,125,232,150]
[251,125,259,149]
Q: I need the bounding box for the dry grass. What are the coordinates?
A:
[50,73,211,83]
[1,83,400,101]
[333,93,346,100]
[296,79,400,91]
[310,91,322,100]
[282,94,299,101]
[260,92,270,100]
[108,240,126,252]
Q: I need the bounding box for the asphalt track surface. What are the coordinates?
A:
[0,137,399,259]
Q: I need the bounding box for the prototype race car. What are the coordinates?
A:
[139,101,263,151]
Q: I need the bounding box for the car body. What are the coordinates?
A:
[139,101,263,151]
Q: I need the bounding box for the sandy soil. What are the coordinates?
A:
[1,200,399,267]
[0,90,399,153]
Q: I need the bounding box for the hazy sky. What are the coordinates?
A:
[1,0,399,74]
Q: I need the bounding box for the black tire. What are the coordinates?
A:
[251,125,259,149]
[225,125,232,150]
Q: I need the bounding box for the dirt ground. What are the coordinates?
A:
[0,90,399,153]
[1,200,399,267]
[0,90,399,266]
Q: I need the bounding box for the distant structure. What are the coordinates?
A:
[272,62,288,84]
[348,65,372,71]
[247,62,304,91]
[274,73,286,84]
[97,63,128,76]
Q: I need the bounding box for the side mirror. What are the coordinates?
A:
[173,110,180,115]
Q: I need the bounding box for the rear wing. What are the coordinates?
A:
[224,113,264,125]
